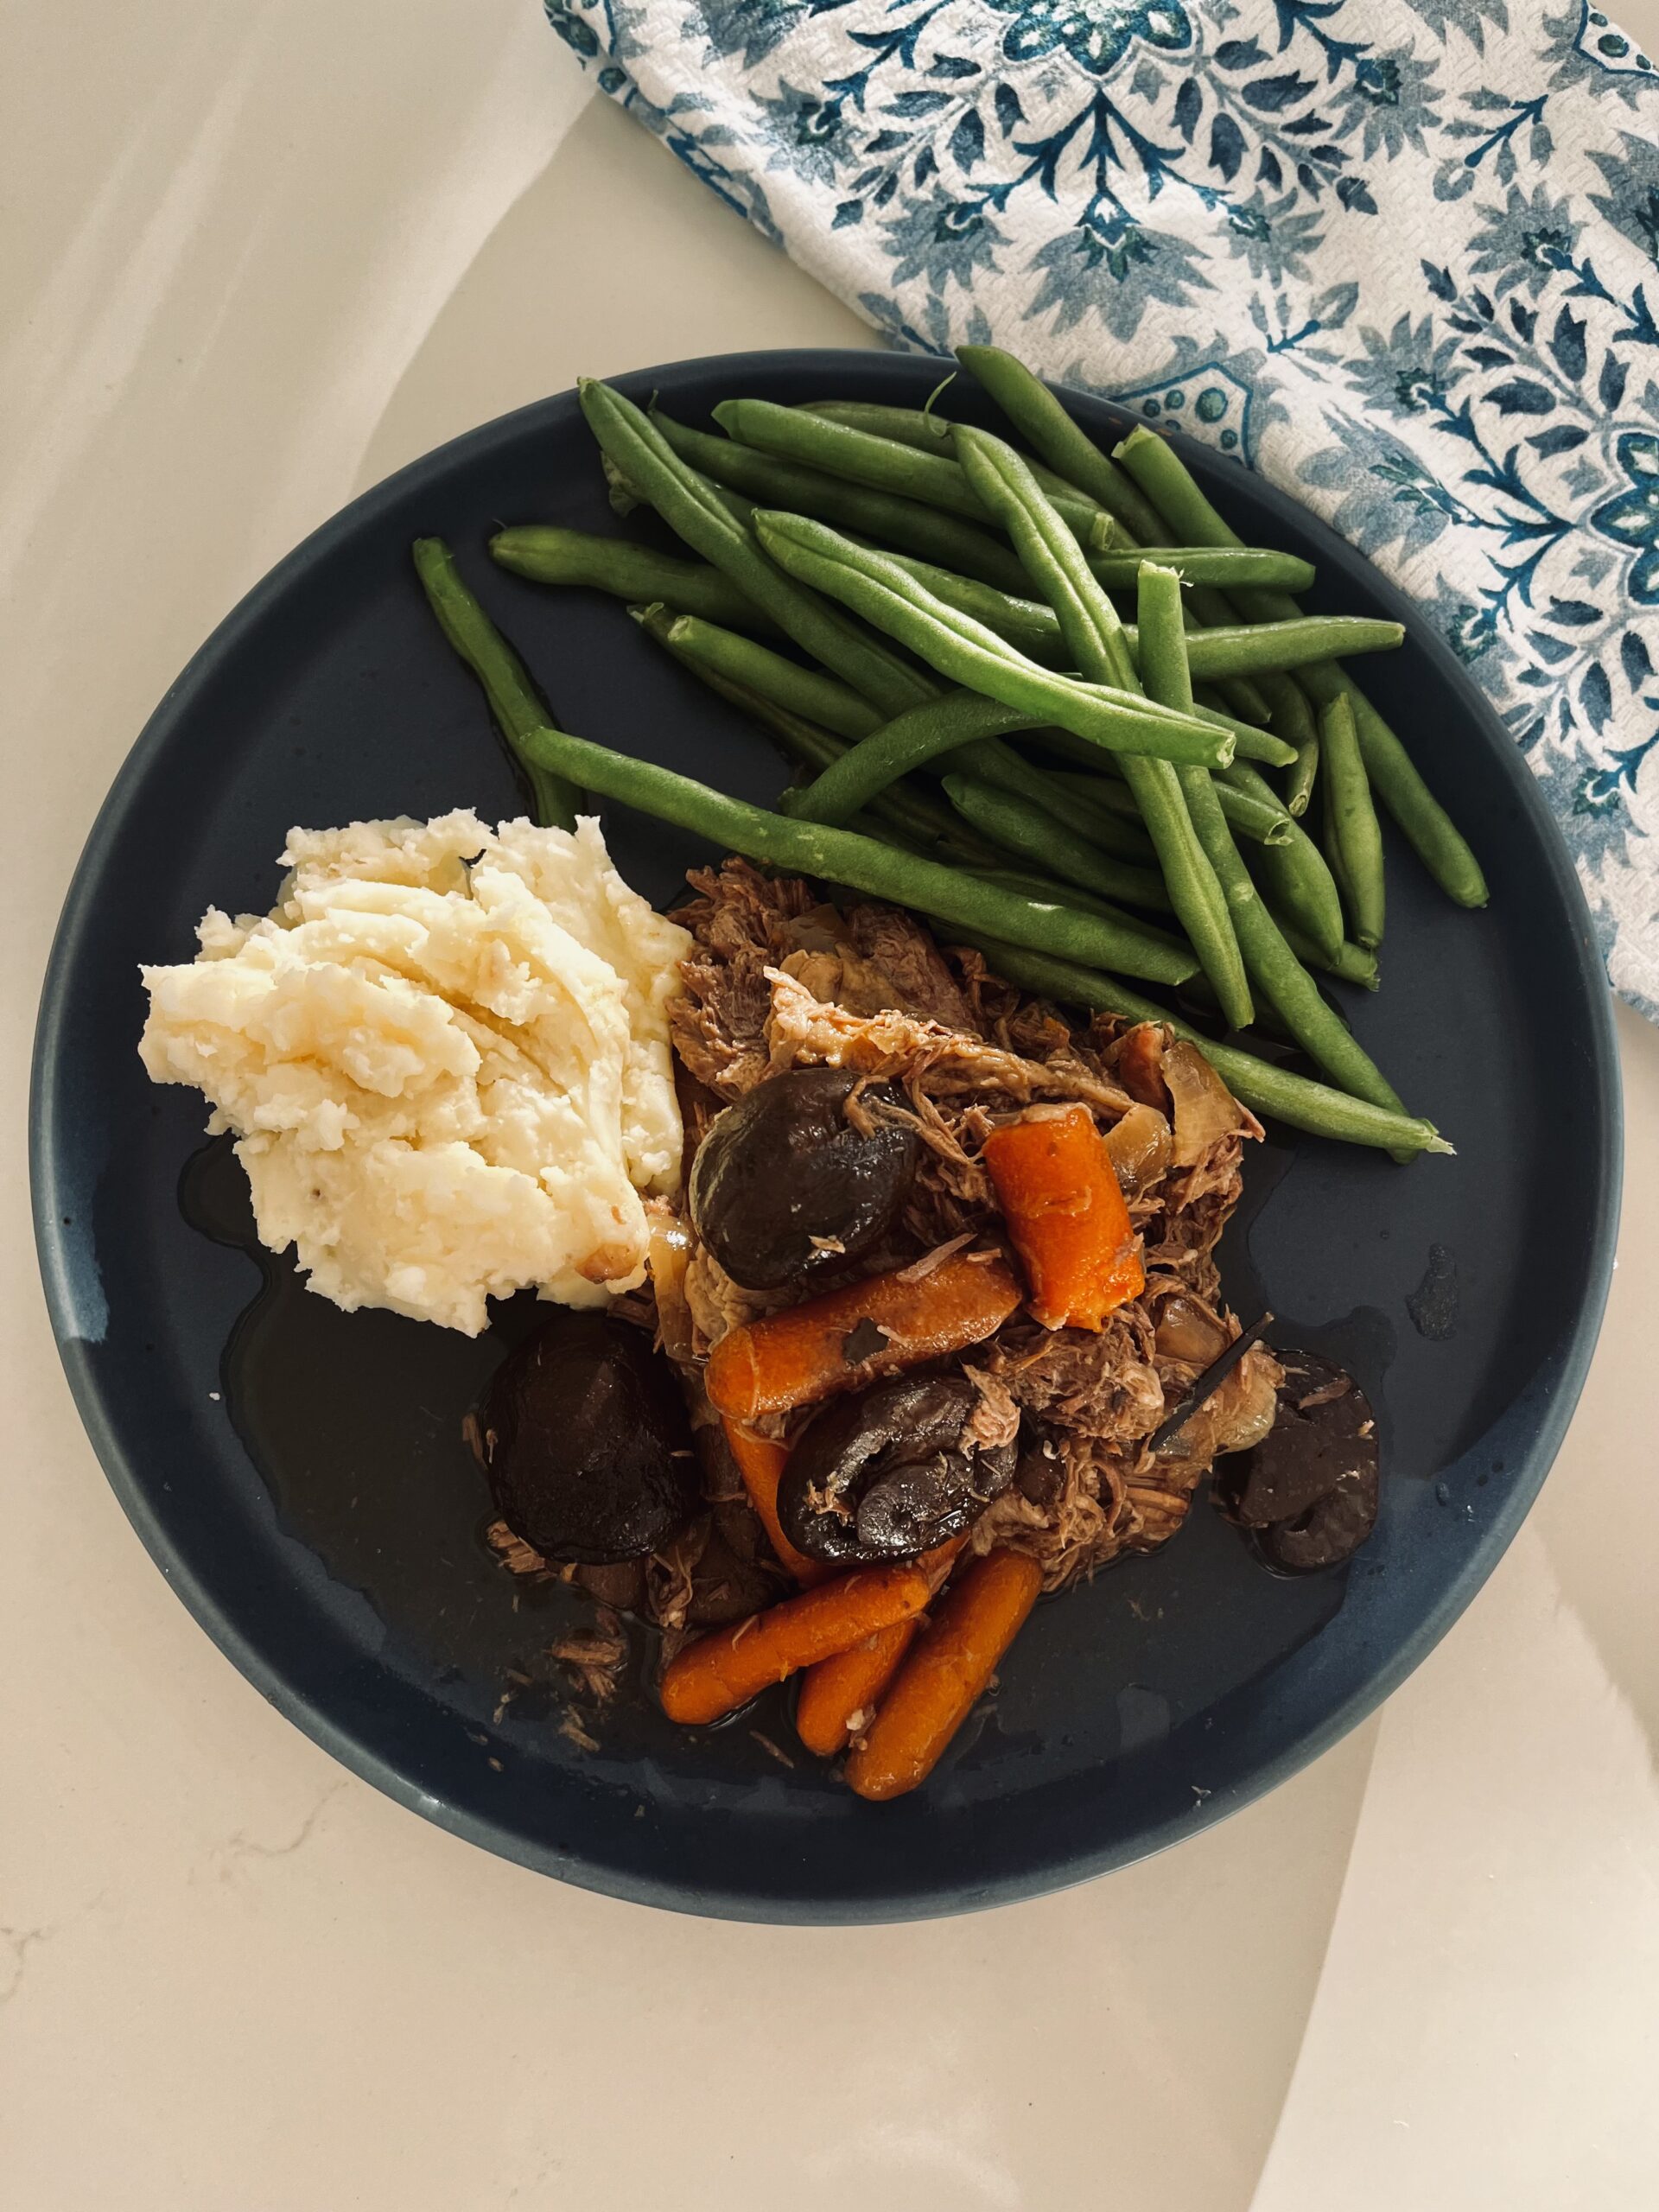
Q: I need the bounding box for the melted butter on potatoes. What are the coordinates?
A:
[139,810,690,1334]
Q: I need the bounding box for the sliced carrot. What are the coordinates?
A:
[704,1251,1021,1424]
[983,1104,1145,1332]
[720,1417,831,1586]
[796,1618,919,1758]
[660,1562,932,1727]
[843,1548,1043,1802]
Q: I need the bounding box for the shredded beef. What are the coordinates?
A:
[647,862,1271,1611]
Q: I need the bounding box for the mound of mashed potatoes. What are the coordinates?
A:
[139,810,691,1335]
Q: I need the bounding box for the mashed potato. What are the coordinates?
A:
[139,810,691,1335]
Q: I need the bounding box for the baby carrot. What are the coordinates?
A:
[795,1535,967,1755]
[704,1251,1022,1423]
[844,1549,1044,1801]
[982,1105,1145,1331]
[720,1418,830,1586]
[796,1619,920,1758]
[659,1563,932,1726]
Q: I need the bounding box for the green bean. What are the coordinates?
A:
[942,777,1175,915]
[953,934,1449,1154]
[954,424,1253,1031]
[411,537,578,830]
[1319,691,1386,949]
[1255,671,1320,817]
[716,397,1109,544]
[799,399,957,454]
[1139,561,1421,1123]
[649,408,1034,596]
[876,553,1072,664]
[953,346,1171,541]
[516,725,1198,986]
[1286,734,1319,819]
[1214,673,1275,728]
[952,427,1135,687]
[753,512,1235,767]
[857,555,1404,683]
[1225,761,1347,960]
[640,609,881,741]
[752,508,1290,766]
[1309,664,1488,907]
[961,741,1160,864]
[1049,766,1290,849]
[1114,424,1489,907]
[629,606,995,865]
[1130,564,1255,1031]
[779,691,1020,824]
[1278,922,1381,989]
[970,867,1183,945]
[577,380,936,719]
[796,402,1321,605]
[1192,617,1403,676]
[488,524,783,638]
[1044,767,1142,823]
[805,398,1133,533]
[781,690,1153,864]
[1107,549,1317,590]
[1015,773,1158,861]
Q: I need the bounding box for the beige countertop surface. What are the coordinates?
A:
[4,4,1658,2205]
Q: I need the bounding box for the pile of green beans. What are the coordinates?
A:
[1111,419,1489,909]
[406,352,1484,1156]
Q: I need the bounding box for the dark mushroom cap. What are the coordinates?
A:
[1221,1349,1381,1573]
[779,1373,1016,1565]
[1255,1464,1379,1573]
[688,1066,920,1294]
[473,1311,697,1564]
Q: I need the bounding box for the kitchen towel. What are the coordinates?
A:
[543,0,1659,1017]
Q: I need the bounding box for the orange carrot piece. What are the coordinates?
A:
[659,1562,932,1726]
[796,1535,966,1757]
[843,1548,1043,1802]
[720,1417,831,1586]
[982,1105,1145,1332]
[796,1618,920,1758]
[704,1252,1022,1424]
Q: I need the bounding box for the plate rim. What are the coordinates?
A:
[29,346,1625,1921]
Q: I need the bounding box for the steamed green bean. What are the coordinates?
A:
[412,537,578,830]
[515,724,1199,985]
[577,380,936,719]
[650,408,1033,596]
[1115,423,1488,907]
[753,512,1236,768]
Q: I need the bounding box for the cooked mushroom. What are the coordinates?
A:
[1219,1349,1380,1572]
[778,1373,1017,1564]
[473,1312,697,1564]
[1255,1464,1378,1573]
[687,1066,920,1293]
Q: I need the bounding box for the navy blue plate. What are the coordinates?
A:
[31,352,1620,1922]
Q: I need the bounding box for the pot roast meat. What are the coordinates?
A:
[651,863,1279,1599]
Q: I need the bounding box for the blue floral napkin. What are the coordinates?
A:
[545,0,1659,1018]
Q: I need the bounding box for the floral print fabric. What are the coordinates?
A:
[545,0,1659,1016]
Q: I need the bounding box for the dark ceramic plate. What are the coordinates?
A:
[30,351,1620,1922]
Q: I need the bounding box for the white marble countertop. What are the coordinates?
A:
[4,4,1658,2204]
